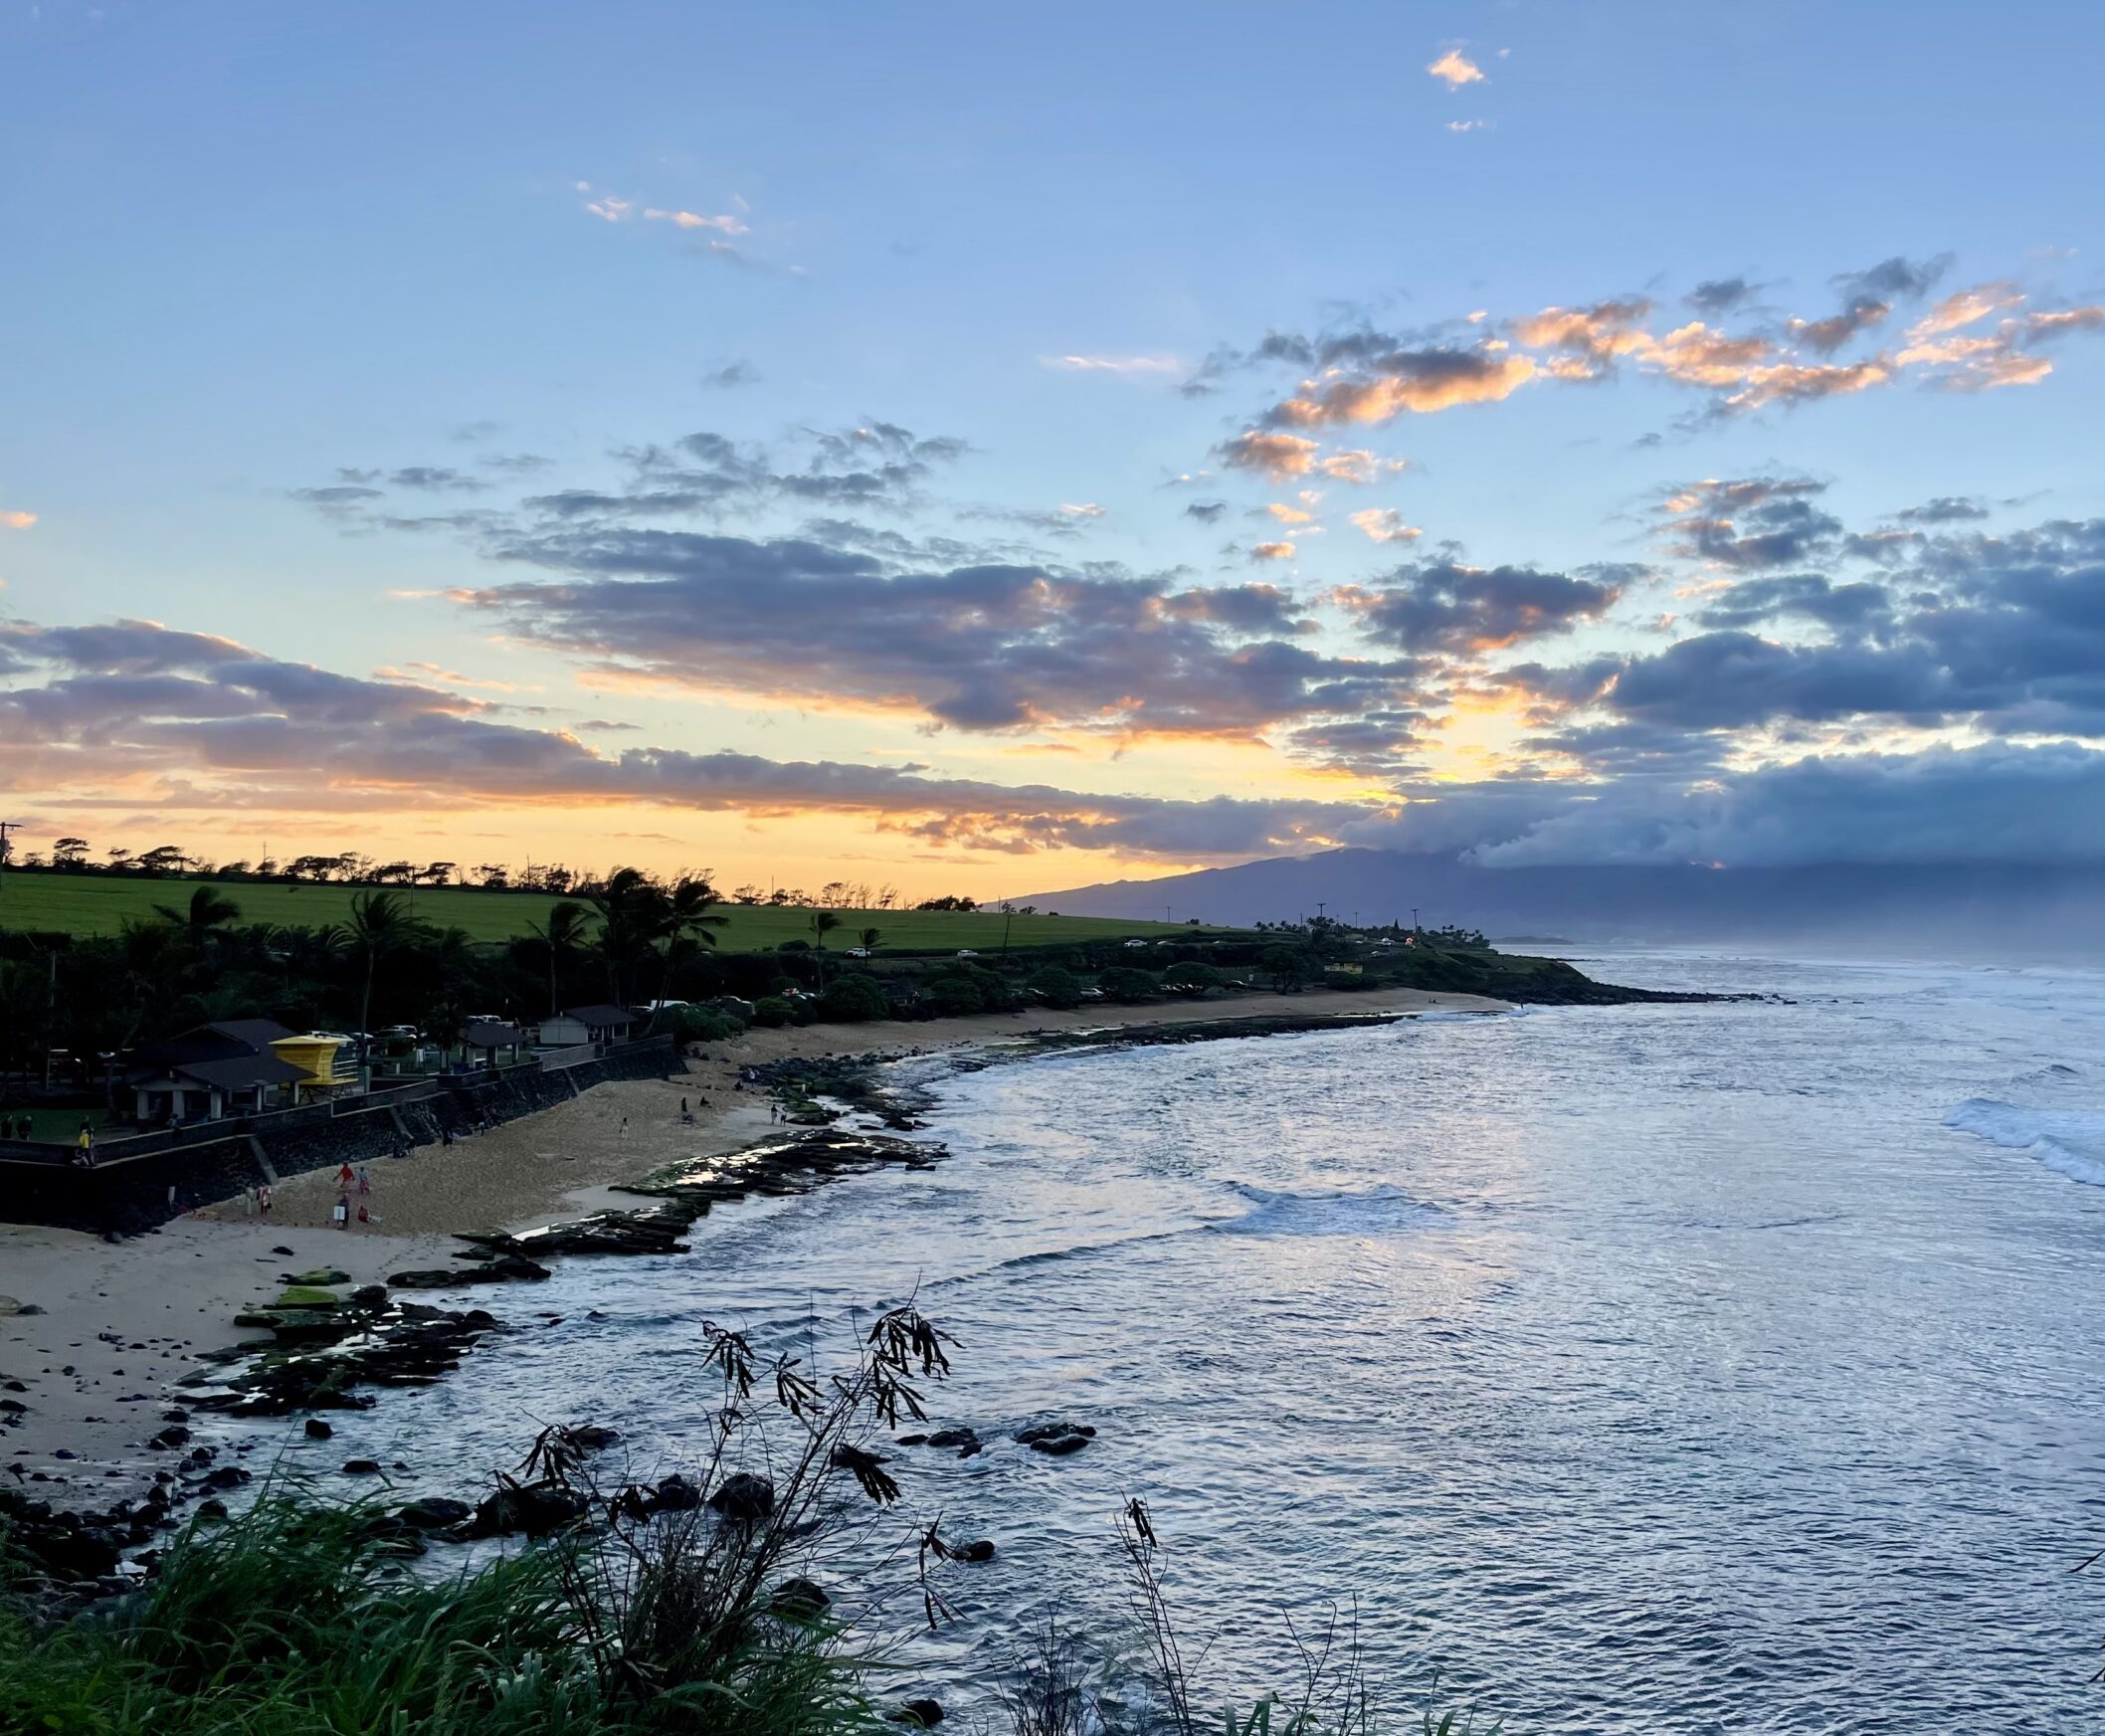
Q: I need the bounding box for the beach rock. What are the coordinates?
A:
[707,1471,776,1523]
[923,1426,983,1458]
[956,1539,997,1563]
[285,1268,351,1286]
[894,1698,945,1727]
[341,1458,383,1475]
[0,1401,25,1416]
[570,1425,621,1451]
[350,1285,388,1308]
[1016,1422,1095,1456]
[468,1480,587,1538]
[149,1426,191,1449]
[196,1498,229,1520]
[652,1472,703,1511]
[199,1466,251,1490]
[271,1246,295,1256]
[304,1419,333,1440]
[396,1496,472,1530]
[771,1577,831,1619]
[160,1408,189,1424]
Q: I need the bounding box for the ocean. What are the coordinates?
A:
[308,952,2105,1733]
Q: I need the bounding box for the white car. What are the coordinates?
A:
[956,948,980,957]
[847,947,871,957]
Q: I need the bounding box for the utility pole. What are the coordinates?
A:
[1412,906,1420,932]
[0,820,17,893]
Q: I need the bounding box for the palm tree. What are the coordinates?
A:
[858,926,882,954]
[344,889,433,1071]
[809,909,843,989]
[526,899,592,1017]
[587,868,662,1007]
[648,876,728,1024]
[152,884,242,951]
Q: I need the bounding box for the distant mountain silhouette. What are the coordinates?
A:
[1023,849,2105,959]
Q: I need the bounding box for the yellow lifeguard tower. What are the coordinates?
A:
[270,1033,356,1098]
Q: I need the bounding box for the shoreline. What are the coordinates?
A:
[2,986,1500,1500]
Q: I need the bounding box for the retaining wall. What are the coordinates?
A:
[0,1039,681,1237]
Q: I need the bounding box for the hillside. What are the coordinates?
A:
[0,872,1205,951]
[1022,849,2105,958]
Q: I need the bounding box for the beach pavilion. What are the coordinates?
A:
[125,1019,311,1124]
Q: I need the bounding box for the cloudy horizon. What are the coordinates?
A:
[5,4,2103,897]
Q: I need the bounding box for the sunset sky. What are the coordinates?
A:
[5,2,2104,898]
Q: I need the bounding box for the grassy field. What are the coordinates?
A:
[0,871,1205,949]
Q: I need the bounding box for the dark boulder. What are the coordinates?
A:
[303,1418,333,1440]
[469,1480,587,1538]
[894,1698,945,1727]
[771,1577,832,1619]
[1016,1422,1095,1456]
[956,1538,997,1563]
[652,1472,703,1511]
[341,1458,383,1476]
[149,1426,192,1449]
[396,1496,472,1531]
[924,1426,983,1457]
[707,1471,776,1523]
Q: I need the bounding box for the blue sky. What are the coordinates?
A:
[5,2,2104,893]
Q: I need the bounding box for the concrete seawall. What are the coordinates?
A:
[0,1039,681,1237]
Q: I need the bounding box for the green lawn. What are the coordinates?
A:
[0,872,1208,950]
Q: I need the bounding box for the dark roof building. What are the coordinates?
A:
[126,1019,307,1121]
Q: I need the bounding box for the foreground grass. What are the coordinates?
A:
[0,872,1209,948]
[0,1494,872,1736]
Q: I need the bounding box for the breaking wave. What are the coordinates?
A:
[1945,1097,2105,1188]
[1216,1181,1443,1237]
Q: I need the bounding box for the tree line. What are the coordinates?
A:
[2,836,988,911]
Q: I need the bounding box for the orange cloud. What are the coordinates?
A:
[0,510,35,529]
[1270,355,1536,426]
[1250,540,1296,561]
[1427,48,1484,87]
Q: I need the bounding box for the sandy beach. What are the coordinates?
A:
[0,987,1497,1494]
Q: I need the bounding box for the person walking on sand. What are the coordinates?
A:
[356,1165,371,1196]
[77,1121,96,1166]
[333,1193,350,1230]
[259,1183,273,1218]
[337,1162,356,1189]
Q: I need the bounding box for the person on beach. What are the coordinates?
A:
[333,1194,350,1230]
[260,1184,273,1217]
[77,1122,96,1166]
[356,1165,371,1195]
[336,1162,355,1188]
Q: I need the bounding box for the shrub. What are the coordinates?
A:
[1097,967,1158,1002]
[750,996,796,1028]
[921,974,986,1018]
[1026,965,1082,1009]
[817,976,888,1024]
[659,1004,744,1043]
[1161,961,1223,999]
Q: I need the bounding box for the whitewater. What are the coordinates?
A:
[306,952,2105,1733]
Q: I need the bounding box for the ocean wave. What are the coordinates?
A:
[1944,1097,2105,1188]
[1215,1181,1443,1238]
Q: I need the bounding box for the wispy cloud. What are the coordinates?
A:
[1349,508,1423,544]
[0,510,36,529]
[1041,353,1183,377]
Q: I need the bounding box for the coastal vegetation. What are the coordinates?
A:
[0,859,1638,1123]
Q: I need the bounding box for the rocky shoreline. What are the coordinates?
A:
[3,984,1759,1605]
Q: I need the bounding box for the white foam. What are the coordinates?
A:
[1945,1097,2105,1188]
